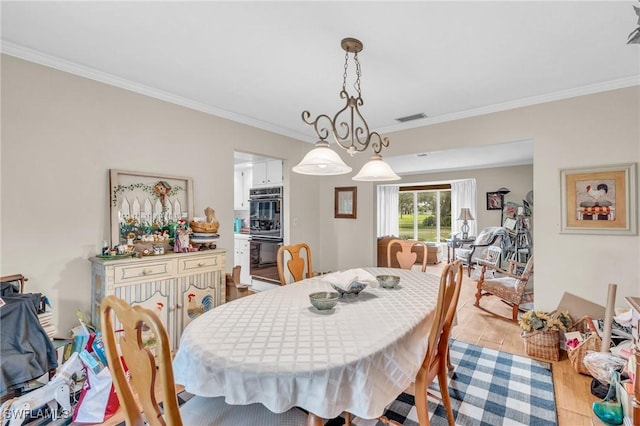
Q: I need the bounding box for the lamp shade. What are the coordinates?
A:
[292,141,352,175]
[457,208,475,221]
[352,154,401,181]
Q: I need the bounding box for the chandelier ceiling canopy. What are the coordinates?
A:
[292,37,400,181]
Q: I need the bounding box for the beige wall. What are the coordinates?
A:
[2,54,639,334]
[0,55,321,332]
[317,87,640,313]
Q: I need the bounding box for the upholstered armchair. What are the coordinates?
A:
[455,226,509,276]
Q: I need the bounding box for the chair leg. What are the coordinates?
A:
[446,344,454,371]
[512,303,519,321]
[414,370,430,426]
[438,364,455,426]
[474,282,483,307]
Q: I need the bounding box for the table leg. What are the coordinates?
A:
[306,412,325,426]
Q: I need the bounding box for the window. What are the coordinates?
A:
[398,185,451,242]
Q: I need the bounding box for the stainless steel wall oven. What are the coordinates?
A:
[249,186,283,283]
[249,187,283,240]
[249,238,282,284]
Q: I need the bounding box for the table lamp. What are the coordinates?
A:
[457,208,475,240]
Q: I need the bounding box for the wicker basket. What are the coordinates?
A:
[522,330,560,361]
[566,316,601,375]
[190,221,219,234]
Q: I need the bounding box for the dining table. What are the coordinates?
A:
[172,267,441,424]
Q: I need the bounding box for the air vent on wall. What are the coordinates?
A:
[395,113,427,123]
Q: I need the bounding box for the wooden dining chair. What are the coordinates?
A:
[413,260,462,426]
[277,242,313,285]
[100,295,307,426]
[386,239,429,272]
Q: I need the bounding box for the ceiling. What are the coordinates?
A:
[2,1,638,173]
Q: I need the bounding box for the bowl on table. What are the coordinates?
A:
[376,275,401,289]
[309,291,340,310]
[330,281,368,297]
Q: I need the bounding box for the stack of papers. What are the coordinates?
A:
[38,311,57,339]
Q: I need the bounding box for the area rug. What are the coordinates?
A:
[325,339,557,426]
[169,339,556,426]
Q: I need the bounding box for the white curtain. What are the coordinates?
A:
[377,185,400,237]
[451,179,477,238]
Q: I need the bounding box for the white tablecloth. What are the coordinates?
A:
[173,267,440,420]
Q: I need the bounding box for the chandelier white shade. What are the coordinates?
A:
[352,155,401,181]
[294,37,400,181]
[291,141,352,175]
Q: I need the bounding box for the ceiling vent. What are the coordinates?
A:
[395,113,427,123]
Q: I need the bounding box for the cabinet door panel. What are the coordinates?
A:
[113,281,171,351]
[266,159,283,185]
[175,271,223,349]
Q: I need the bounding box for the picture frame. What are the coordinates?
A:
[109,169,194,247]
[486,192,503,210]
[560,163,637,235]
[334,186,357,219]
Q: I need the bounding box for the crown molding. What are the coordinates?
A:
[3,41,637,143]
[378,75,640,135]
[1,41,314,142]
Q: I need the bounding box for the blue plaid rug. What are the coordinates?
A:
[168,339,556,426]
[324,339,557,426]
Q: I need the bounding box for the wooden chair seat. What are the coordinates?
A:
[100,295,307,425]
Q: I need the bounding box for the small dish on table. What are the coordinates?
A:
[309,291,340,311]
[376,275,400,289]
[330,281,368,297]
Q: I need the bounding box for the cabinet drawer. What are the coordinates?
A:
[178,254,224,274]
[114,260,175,284]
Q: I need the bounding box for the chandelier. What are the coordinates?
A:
[292,38,400,181]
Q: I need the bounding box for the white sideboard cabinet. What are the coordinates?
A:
[90,249,226,351]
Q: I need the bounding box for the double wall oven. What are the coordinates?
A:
[249,187,283,284]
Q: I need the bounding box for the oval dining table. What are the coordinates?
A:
[172,267,441,425]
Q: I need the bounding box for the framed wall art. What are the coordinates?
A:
[334,186,357,219]
[486,192,503,210]
[560,163,637,235]
[109,169,194,246]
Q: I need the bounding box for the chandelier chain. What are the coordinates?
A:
[341,50,362,97]
[342,51,349,92]
[353,52,362,97]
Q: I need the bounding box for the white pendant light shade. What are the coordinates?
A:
[292,141,352,175]
[352,155,401,181]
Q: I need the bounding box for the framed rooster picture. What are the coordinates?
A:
[560,163,637,235]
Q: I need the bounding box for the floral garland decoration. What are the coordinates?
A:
[111,182,184,207]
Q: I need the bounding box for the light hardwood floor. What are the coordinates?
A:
[99,262,597,425]
[442,262,597,425]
